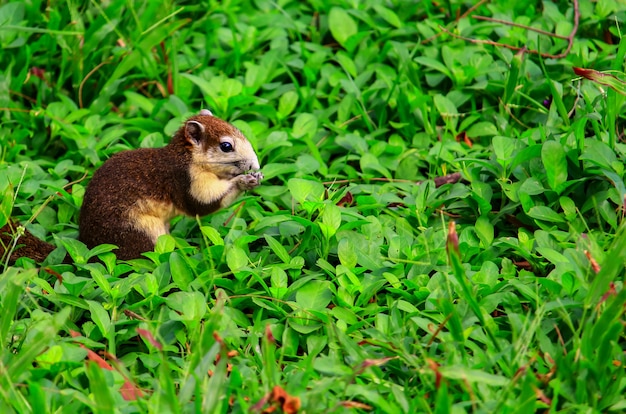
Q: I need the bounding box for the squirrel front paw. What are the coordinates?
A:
[235,171,263,190]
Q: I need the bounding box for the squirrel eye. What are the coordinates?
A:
[220,142,234,152]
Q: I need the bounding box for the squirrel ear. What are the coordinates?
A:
[185,120,205,145]
[199,109,213,116]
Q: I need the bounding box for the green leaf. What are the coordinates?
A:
[203,344,230,412]
[372,4,402,28]
[292,113,318,139]
[221,78,243,99]
[527,206,565,223]
[244,62,265,93]
[26,380,46,413]
[59,238,90,264]
[0,268,37,349]
[6,307,69,389]
[360,153,392,178]
[337,237,357,268]
[166,291,206,322]
[181,73,220,109]
[0,2,25,48]
[85,361,115,413]
[518,177,544,212]
[159,353,184,413]
[433,94,458,117]
[226,245,249,272]
[320,203,341,240]
[329,8,357,47]
[296,280,332,310]
[510,144,542,170]
[261,163,299,180]
[155,234,176,254]
[296,154,321,175]
[587,225,626,307]
[474,216,494,247]
[313,355,352,376]
[439,366,509,386]
[580,139,618,170]
[270,266,287,288]
[265,234,290,264]
[88,264,111,297]
[466,122,498,137]
[541,140,568,192]
[0,184,13,228]
[87,301,111,338]
[335,51,357,78]
[88,243,118,259]
[278,90,298,118]
[287,178,325,204]
[414,56,452,78]
[200,225,224,246]
[503,51,523,104]
[536,247,569,264]
[492,136,517,168]
[0,2,24,26]
[169,251,194,290]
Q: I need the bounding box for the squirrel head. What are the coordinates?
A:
[180,110,261,179]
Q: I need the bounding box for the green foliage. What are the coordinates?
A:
[1,0,626,412]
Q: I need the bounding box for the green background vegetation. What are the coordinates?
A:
[1,0,626,412]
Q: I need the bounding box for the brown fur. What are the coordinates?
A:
[0,220,55,263]
[78,113,262,260]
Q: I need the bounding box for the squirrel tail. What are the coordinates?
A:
[0,219,56,264]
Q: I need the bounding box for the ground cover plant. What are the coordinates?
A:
[1,0,626,412]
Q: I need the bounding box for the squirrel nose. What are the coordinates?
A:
[249,156,260,171]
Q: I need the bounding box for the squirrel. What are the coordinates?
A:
[1,110,263,263]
